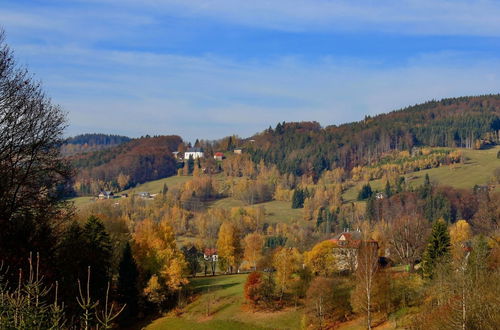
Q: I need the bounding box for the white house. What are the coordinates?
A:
[184,147,204,159]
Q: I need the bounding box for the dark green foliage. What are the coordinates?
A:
[162,183,169,195]
[291,188,305,208]
[65,133,130,146]
[182,246,202,277]
[419,174,432,199]
[384,181,392,198]
[82,216,112,299]
[117,242,139,324]
[424,193,452,222]
[497,150,500,159]
[422,220,451,278]
[357,184,373,200]
[187,155,195,174]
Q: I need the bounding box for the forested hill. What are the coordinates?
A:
[70,135,182,195]
[61,133,131,156]
[245,94,500,177]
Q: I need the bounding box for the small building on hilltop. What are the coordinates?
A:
[184,147,204,159]
[214,152,224,161]
[98,191,114,200]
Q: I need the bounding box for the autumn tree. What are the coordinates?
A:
[449,220,472,260]
[244,232,264,271]
[305,240,337,277]
[217,221,242,273]
[305,277,352,329]
[272,247,302,301]
[133,218,188,308]
[351,242,379,330]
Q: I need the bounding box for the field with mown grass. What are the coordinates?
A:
[343,146,500,202]
[145,274,302,330]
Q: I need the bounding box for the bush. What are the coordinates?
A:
[357,184,373,200]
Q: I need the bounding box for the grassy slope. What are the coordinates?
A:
[343,146,500,202]
[69,175,193,208]
[146,274,301,330]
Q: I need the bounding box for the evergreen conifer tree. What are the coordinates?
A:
[291,188,305,209]
[422,219,451,278]
[384,181,392,198]
[82,215,112,300]
[117,242,139,324]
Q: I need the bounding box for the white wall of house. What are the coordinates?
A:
[184,151,204,159]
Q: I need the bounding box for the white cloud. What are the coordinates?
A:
[24,45,497,140]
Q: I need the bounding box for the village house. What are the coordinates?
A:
[98,191,114,200]
[203,248,218,262]
[329,229,378,272]
[214,152,224,161]
[138,192,151,199]
[184,147,204,159]
[233,148,242,154]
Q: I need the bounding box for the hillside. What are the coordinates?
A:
[244,95,500,177]
[343,146,500,202]
[69,135,183,196]
[146,274,302,330]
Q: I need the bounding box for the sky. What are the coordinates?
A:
[2,0,500,141]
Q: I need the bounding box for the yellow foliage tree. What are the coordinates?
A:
[217,221,242,273]
[273,247,302,301]
[304,240,337,277]
[243,232,264,270]
[450,219,472,260]
[133,218,188,304]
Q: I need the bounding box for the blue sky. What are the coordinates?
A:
[2,0,500,141]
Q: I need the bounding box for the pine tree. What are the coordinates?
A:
[82,215,113,300]
[384,181,392,198]
[187,155,195,174]
[117,242,139,324]
[422,219,451,278]
[291,188,305,209]
[357,184,373,200]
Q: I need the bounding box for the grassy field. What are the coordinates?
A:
[146,274,301,330]
[122,175,193,195]
[343,146,500,202]
[69,175,193,208]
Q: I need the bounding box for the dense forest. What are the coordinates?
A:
[61,133,131,156]
[244,95,500,178]
[70,135,182,195]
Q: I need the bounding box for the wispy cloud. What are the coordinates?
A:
[1,1,500,141]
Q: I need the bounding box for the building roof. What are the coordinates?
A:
[214,152,224,156]
[204,248,217,256]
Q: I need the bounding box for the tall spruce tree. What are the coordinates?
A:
[291,188,305,209]
[117,242,139,324]
[422,219,451,278]
[82,215,112,300]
